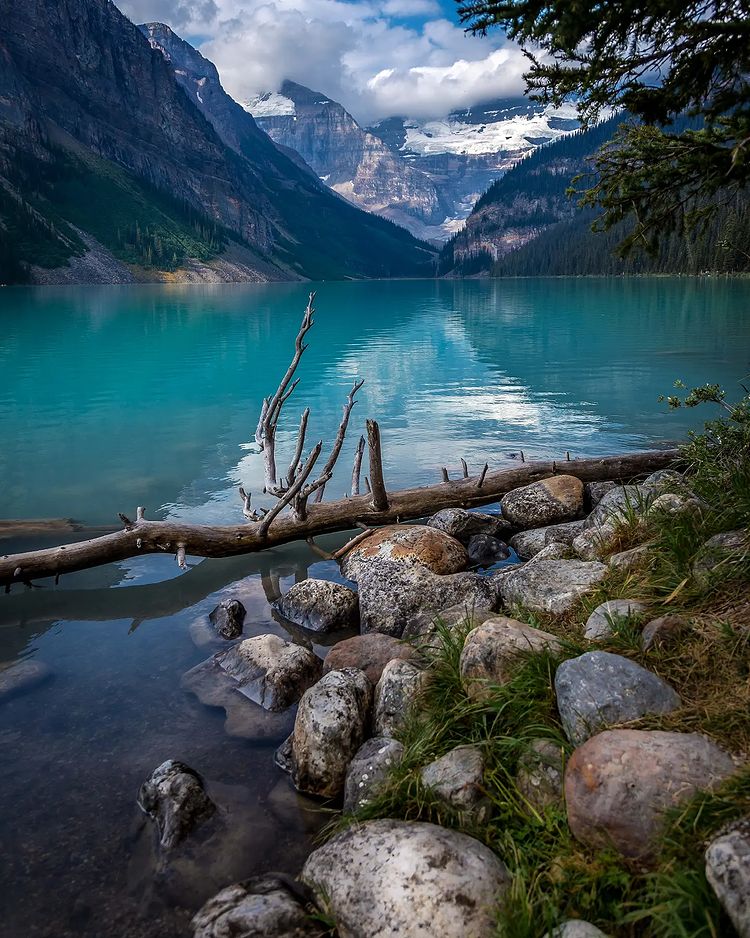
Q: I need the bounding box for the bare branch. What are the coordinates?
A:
[477,463,489,488]
[351,435,365,496]
[332,527,376,561]
[286,408,310,487]
[461,458,469,479]
[258,441,322,536]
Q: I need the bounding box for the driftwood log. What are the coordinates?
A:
[0,292,680,589]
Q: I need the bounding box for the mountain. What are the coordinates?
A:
[0,2,435,285]
[246,81,449,239]
[439,112,750,277]
[247,86,580,241]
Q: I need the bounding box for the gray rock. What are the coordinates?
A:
[0,659,52,702]
[426,507,513,543]
[585,480,618,507]
[510,520,585,560]
[565,729,737,859]
[301,819,511,938]
[209,599,246,640]
[181,658,292,741]
[500,558,608,616]
[546,922,611,938]
[650,492,702,516]
[374,659,425,737]
[344,737,404,813]
[467,533,510,566]
[191,874,319,938]
[421,745,490,823]
[705,818,750,938]
[516,739,565,812]
[289,668,373,797]
[273,579,359,633]
[608,544,652,571]
[584,484,648,530]
[460,617,563,702]
[572,527,618,562]
[641,614,689,650]
[501,475,585,529]
[693,530,750,586]
[323,633,416,684]
[215,635,322,712]
[138,760,215,850]
[555,651,681,745]
[401,602,497,652]
[584,599,647,641]
[642,468,685,491]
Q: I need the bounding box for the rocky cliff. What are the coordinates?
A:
[248,81,449,237]
[0,2,435,284]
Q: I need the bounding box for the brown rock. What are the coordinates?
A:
[501,475,585,529]
[641,615,689,650]
[460,616,563,701]
[323,633,417,684]
[341,524,468,579]
[565,729,736,859]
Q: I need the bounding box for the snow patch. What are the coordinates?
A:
[243,92,296,117]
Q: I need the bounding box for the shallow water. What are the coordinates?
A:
[1,277,749,937]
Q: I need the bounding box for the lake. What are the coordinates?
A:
[1,277,748,937]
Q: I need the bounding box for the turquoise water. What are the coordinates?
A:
[0,277,748,937]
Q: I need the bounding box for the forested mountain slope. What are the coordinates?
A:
[0,0,436,285]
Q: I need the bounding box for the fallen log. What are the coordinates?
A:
[0,448,678,588]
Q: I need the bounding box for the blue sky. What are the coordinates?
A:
[118,0,528,122]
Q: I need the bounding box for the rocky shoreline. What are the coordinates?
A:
[39,466,748,937]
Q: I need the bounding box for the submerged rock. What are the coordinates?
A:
[192,874,319,938]
[500,558,607,616]
[555,651,681,745]
[209,599,246,640]
[705,818,750,938]
[583,599,647,641]
[344,737,404,813]
[138,760,215,850]
[215,635,322,712]
[323,633,416,684]
[565,730,736,859]
[459,617,562,702]
[273,579,359,633]
[501,475,585,529]
[373,659,425,737]
[301,819,510,938]
[289,668,373,797]
[420,745,490,823]
[0,659,52,702]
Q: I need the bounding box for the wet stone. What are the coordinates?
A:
[466,533,510,566]
[0,659,52,702]
[273,578,359,633]
[209,599,246,640]
[138,760,216,850]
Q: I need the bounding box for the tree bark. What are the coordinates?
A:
[0,448,678,587]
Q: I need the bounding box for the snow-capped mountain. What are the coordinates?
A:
[246,87,580,241]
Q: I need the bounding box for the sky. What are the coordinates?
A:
[117,0,530,123]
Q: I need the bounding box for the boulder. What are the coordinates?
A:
[323,633,417,684]
[545,923,610,938]
[421,745,490,823]
[510,520,585,560]
[137,760,215,850]
[467,533,510,567]
[273,579,359,633]
[341,524,468,580]
[0,659,52,702]
[608,544,652,571]
[500,559,608,616]
[289,668,373,797]
[181,658,293,741]
[705,818,750,938]
[460,617,563,702]
[344,737,404,813]
[215,635,322,712]
[426,507,513,543]
[209,599,246,640]
[354,564,498,637]
[585,481,617,507]
[583,599,647,641]
[402,602,496,647]
[516,739,565,812]
[191,874,319,938]
[693,530,750,586]
[374,659,425,737]
[555,651,681,745]
[565,730,736,858]
[585,484,647,530]
[301,819,510,938]
[642,468,685,491]
[650,492,702,516]
[501,475,585,529]
[641,614,689,651]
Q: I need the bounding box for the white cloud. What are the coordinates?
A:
[116,0,531,123]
